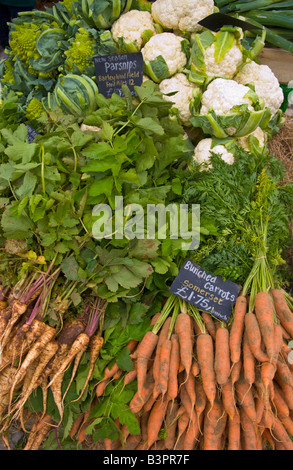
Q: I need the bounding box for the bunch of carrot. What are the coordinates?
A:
[85,288,293,451]
[0,272,106,445]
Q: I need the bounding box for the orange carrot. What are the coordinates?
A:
[136,331,158,398]
[272,323,284,366]
[276,357,293,388]
[201,312,216,340]
[174,411,190,449]
[183,409,202,450]
[242,331,255,388]
[244,312,269,362]
[271,289,293,338]
[164,401,179,450]
[234,376,257,423]
[271,417,293,450]
[147,396,169,449]
[176,312,193,379]
[231,359,242,387]
[191,358,200,377]
[153,317,172,399]
[280,415,293,435]
[166,333,180,402]
[254,292,275,363]
[239,408,257,450]
[184,371,196,412]
[261,362,276,397]
[194,378,207,429]
[203,398,227,450]
[69,413,84,439]
[214,325,230,386]
[158,338,172,399]
[196,332,216,407]
[227,412,241,450]
[129,367,154,414]
[275,371,293,410]
[221,378,236,420]
[255,394,264,424]
[229,295,247,365]
[272,382,290,418]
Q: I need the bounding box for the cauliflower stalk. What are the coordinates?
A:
[141,32,189,83]
[151,0,215,33]
[111,10,159,52]
[159,73,201,125]
[190,77,272,139]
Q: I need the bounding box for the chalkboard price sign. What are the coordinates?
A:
[169,259,241,322]
[94,52,144,98]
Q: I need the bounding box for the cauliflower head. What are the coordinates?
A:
[151,0,214,32]
[141,32,187,82]
[237,126,267,151]
[159,73,199,125]
[193,137,235,169]
[235,61,283,116]
[111,10,157,51]
[200,41,243,80]
[200,78,253,115]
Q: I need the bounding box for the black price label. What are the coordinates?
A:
[93,52,144,98]
[26,124,39,143]
[169,259,241,322]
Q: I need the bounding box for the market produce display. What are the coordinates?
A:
[0,0,293,451]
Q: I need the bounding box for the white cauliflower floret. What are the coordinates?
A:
[151,0,214,32]
[159,73,197,125]
[111,10,156,50]
[200,78,253,115]
[235,61,283,116]
[201,42,243,79]
[193,138,235,169]
[237,126,267,151]
[141,32,187,76]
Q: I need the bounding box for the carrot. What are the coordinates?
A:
[166,333,180,402]
[104,438,112,450]
[191,358,200,377]
[255,394,264,424]
[280,414,293,435]
[124,434,141,450]
[203,397,227,450]
[214,325,230,386]
[174,412,189,449]
[153,317,172,399]
[229,295,247,365]
[184,371,196,412]
[201,311,216,340]
[271,417,293,450]
[158,338,172,399]
[272,382,290,418]
[96,378,110,398]
[196,332,217,407]
[221,378,236,420]
[254,291,275,363]
[271,289,293,338]
[227,412,241,450]
[136,330,158,398]
[244,312,269,362]
[143,393,157,413]
[129,367,154,414]
[275,371,293,410]
[234,376,257,423]
[69,413,84,439]
[123,368,137,387]
[261,362,276,398]
[272,323,284,366]
[183,409,202,450]
[194,378,207,430]
[239,408,257,450]
[242,331,255,388]
[23,413,54,450]
[231,359,242,387]
[147,395,169,449]
[276,357,293,388]
[47,333,90,389]
[164,401,179,450]
[9,324,56,404]
[179,383,193,417]
[176,312,193,379]
[77,409,91,444]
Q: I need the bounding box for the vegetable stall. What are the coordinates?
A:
[0,0,293,451]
